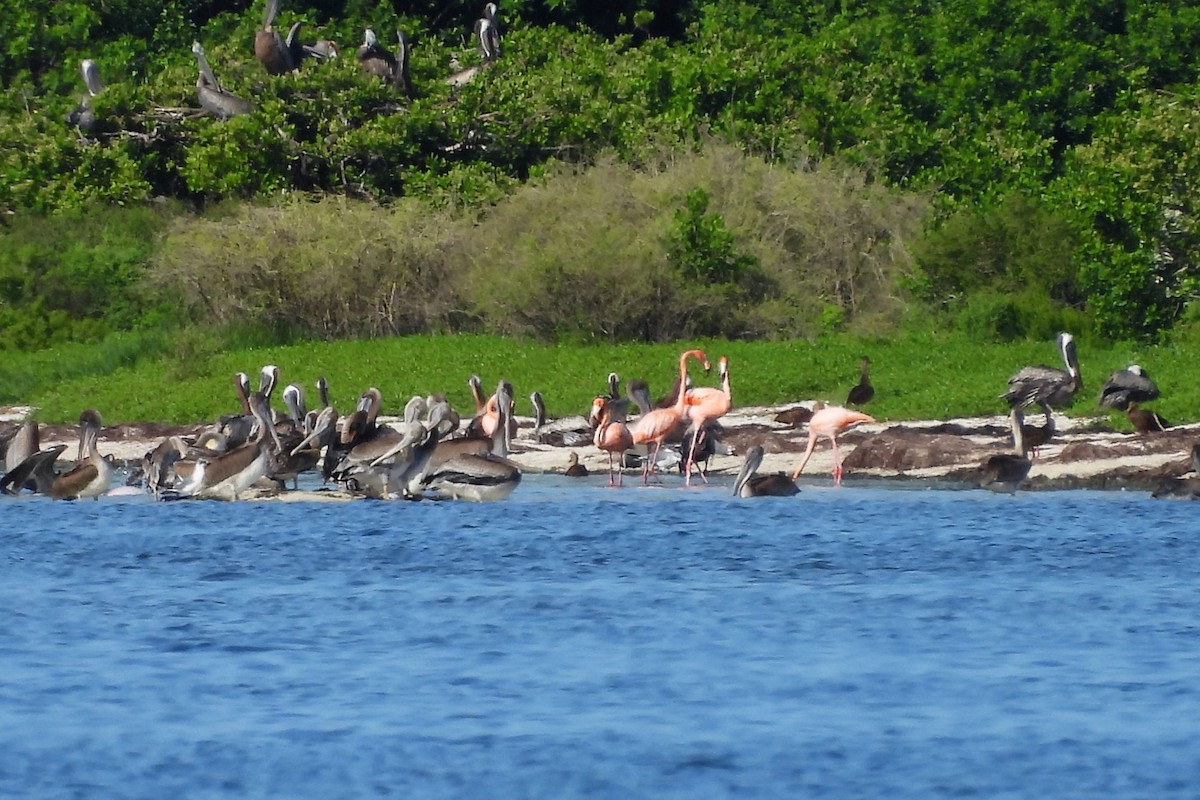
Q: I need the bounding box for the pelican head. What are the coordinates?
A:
[80,59,103,96]
[363,28,378,47]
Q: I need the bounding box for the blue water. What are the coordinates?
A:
[2,478,1198,799]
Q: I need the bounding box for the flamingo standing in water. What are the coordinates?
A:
[790,405,875,486]
[590,396,633,487]
[682,356,732,485]
[632,349,710,484]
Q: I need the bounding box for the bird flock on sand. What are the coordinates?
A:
[0,333,1192,502]
[68,1,501,131]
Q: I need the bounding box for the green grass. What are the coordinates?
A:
[8,331,1196,431]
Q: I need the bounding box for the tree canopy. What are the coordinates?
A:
[1,0,1198,342]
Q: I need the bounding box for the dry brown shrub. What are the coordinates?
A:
[147,197,464,339]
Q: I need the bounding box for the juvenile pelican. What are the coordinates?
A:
[192,41,254,119]
[980,409,1033,493]
[254,0,304,75]
[733,445,799,498]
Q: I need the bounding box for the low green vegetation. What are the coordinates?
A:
[8,331,1194,433]
[0,1,1198,426]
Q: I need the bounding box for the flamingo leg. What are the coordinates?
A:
[684,426,702,487]
[790,433,819,481]
[830,436,843,486]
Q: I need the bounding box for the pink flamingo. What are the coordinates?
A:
[682,356,732,485]
[590,396,634,487]
[790,405,875,486]
[632,349,710,483]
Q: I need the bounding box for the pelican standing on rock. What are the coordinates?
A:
[192,41,254,119]
[733,445,799,498]
[1098,365,1159,411]
[1001,332,1082,420]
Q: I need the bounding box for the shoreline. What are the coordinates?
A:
[9,403,1197,494]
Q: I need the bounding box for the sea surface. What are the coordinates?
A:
[1,476,1198,799]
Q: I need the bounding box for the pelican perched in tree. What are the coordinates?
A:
[474,2,501,63]
[192,41,254,119]
[393,30,413,98]
[733,445,799,498]
[1098,365,1159,411]
[357,28,397,81]
[980,409,1033,493]
[1001,332,1082,420]
[66,59,104,133]
[254,0,304,75]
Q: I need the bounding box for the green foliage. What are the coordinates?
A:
[1050,87,1200,339]
[912,192,1087,336]
[0,206,168,349]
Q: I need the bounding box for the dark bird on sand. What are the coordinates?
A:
[1126,402,1169,434]
[846,356,874,406]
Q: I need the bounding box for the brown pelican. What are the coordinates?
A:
[357,28,397,81]
[979,409,1032,493]
[53,410,113,500]
[363,403,454,499]
[1,419,40,477]
[1001,332,1082,418]
[733,445,799,498]
[1126,402,1169,434]
[254,0,303,75]
[307,40,339,61]
[66,59,103,132]
[393,30,413,98]
[846,356,874,406]
[1098,365,1159,411]
[528,390,591,447]
[192,41,254,119]
[627,378,652,416]
[422,383,522,501]
[177,392,288,500]
[1152,444,1200,499]
[564,451,589,477]
[474,2,501,63]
